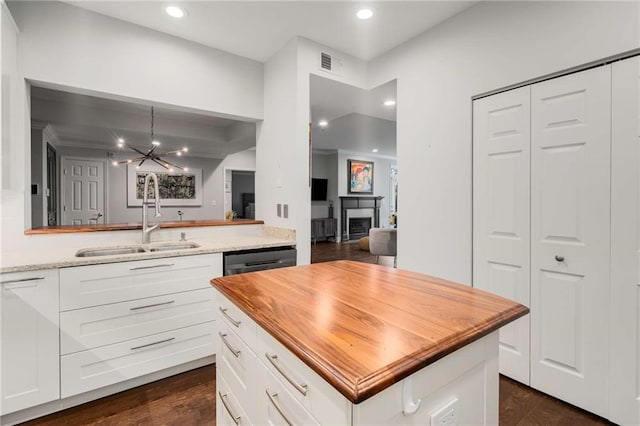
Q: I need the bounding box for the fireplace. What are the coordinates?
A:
[339,196,384,241]
[348,217,371,239]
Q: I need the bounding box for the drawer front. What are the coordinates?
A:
[216,292,256,348]
[262,367,319,426]
[60,322,215,398]
[217,370,253,426]
[60,253,222,310]
[217,318,260,410]
[61,288,216,354]
[256,327,351,425]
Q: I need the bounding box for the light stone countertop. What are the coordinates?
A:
[0,231,296,274]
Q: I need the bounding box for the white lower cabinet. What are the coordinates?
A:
[61,322,216,398]
[59,253,222,398]
[1,269,60,415]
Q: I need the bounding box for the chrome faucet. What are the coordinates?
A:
[142,173,162,244]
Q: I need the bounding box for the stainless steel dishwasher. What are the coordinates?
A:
[223,246,296,275]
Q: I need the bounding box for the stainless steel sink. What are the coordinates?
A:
[76,246,147,257]
[148,242,200,252]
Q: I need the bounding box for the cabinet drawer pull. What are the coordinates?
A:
[219,332,241,358]
[129,263,174,271]
[219,307,241,327]
[130,337,175,351]
[555,255,565,262]
[265,353,308,396]
[218,392,241,425]
[1,276,45,286]
[266,389,294,426]
[130,300,175,311]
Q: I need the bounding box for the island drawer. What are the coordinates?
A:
[256,327,351,425]
[60,288,216,355]
[217,316,259,407]
[217,370,253,426]
[216,291,256,348]
[262,365,320,425]
[60,253,222,310]
[60,321,215,398]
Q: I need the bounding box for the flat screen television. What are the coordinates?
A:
[311,178,328,201]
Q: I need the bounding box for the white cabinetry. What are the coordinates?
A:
[59,253,221,398]
[0,269,59,415]
[214,291,499,425]
[474,60,640,421]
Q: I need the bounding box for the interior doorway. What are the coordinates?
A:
[224,168,255,219]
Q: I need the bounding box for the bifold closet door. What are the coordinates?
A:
[609,56,640,426]
[473,86,531,384]
[530,65,611,417]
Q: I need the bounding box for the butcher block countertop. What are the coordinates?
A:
[210,260,529,404]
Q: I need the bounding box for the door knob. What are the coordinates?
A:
[555,255,565,262]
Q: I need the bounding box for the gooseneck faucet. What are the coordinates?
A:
[142,173,162,244]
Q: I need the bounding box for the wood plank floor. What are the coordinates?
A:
[22,242,612,425]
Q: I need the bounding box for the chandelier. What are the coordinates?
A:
[112,106,189,172]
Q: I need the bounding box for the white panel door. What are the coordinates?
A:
[473,86,531,384]
[530,65,611,417]
[62,157,105,225]
[610,56,640,425]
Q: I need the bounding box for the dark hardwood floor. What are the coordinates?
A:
[24,365,215,426]
[21,242,612,425]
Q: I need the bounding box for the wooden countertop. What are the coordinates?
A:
[25,219,263,235]
[211,261,529,404]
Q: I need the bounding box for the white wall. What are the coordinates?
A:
[368,1,640,284]
[10,1,263,121]
[258,36,368,264]
[1,1,264,256]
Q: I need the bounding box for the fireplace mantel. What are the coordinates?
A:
[339,196,384,240]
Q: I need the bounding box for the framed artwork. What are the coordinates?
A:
[127,164,203,206]
[347,159,374,194]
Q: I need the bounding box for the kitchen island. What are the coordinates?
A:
[211,260,528,425]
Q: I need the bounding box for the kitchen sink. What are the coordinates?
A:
[148,242,200,252]
[75,242,200,257]
[76,246,147,257]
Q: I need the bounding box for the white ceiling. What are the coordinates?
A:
[65,1,476,62]
[31,86,256,159]
[310,75,397,156]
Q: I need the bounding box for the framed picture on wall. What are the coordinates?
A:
[347,159,374,194]
[127,164,203,206]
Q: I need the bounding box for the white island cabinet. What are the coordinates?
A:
[212,261,527,425]
[1,269,59,415]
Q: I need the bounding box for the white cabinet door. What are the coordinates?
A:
[610,56,640,426]
[473,86,531,384]
[1,269,59,415]
[530,65,611,417]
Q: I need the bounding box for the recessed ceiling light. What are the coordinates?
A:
[372,149,379,153]
[383,100,396,107]
[318,120,328,127]
[357,8,374,20]
[166,6,185,18]
[152,140,161,146]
